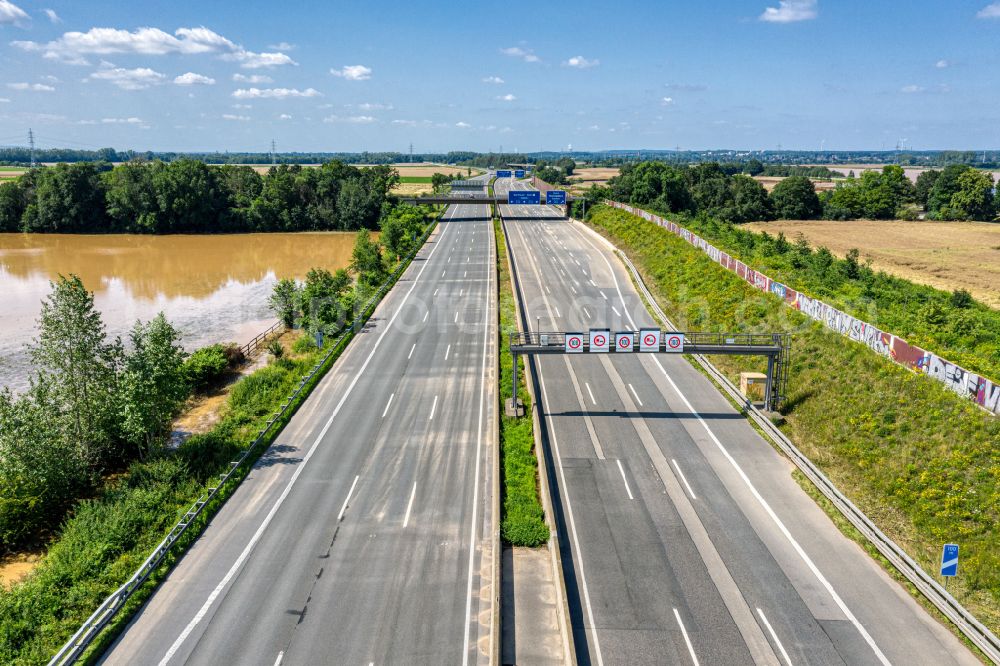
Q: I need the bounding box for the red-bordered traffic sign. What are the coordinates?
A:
[565,333,584,353]
[639,328,660,352]
[665,333,685,352]
[615,332,634,352]
[589,329,610,353]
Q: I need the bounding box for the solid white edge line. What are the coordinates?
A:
[157,207,454,666]
[673,608,701,666]
[403,481,417,528]
[273,651,284,666]
[538,370,605,666]
[337,475,360,521]
[616,459,635,500]
[381,392,395,418]
[628,382,644,407]
[671,458,697,500]
[462,215,492,666]
[572,218,889,664]
[757,607,794,666]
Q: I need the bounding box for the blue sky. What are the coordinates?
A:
[1,0,999,153]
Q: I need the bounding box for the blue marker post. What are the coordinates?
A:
[940,543,959,589]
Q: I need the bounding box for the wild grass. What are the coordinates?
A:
[586,205,1000,636]
[495,217,549,547]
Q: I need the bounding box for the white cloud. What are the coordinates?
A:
[501,46,539,63]
[232,87,320,99]
[661,96,674,106]
[7,82,55,91]
[564,55,599,69]
[357,102,393,111]
[497,93,516,102]
[0,0,28,25]
[483,75,504,84]
[12,26,297,69]
[391,119,422,126]
[323,114,376,123]
[760,0,817,23]
[900,84,925,94]
[222,113,250,121]
[268,42,295,51]
[330,64,372,80]
[935,59,952,68]
[232,73,273,84]
[232,103,252,109]
[279,113,292,119]
[88,64,165,90]
[43,8,59,23]
[455,121,471,128]
[0,97,10,103]
[174,72,215,86]
[977,2,1000,18]
[101,116,143,124]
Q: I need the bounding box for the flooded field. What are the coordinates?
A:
[0,232,361,392]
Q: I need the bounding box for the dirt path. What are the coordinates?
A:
[745,219,1000,308]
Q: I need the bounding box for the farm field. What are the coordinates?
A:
[754,175,838,192]
[745,219,1000,307]
[390,182,433,196]
[567,166,619,192]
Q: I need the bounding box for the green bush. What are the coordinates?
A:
[292,333,317,354]
[182,344,230,391]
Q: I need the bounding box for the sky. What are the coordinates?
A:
[1,0,1000,153]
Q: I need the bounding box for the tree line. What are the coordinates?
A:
[0,160,403,233]
[586,161,997,223]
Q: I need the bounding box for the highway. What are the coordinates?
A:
[101,192,497,665]
[496,175,977,665]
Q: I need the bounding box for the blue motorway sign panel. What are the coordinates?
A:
[496,170,512,178]
[941,543,959,577]
[508,190,541,205]
[514,169,525,178]
[546,190,567,205]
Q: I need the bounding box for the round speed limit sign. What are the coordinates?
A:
[666,334,684,352]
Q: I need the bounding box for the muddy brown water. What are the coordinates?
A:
[0,232,362,392]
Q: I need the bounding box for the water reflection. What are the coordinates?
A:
[0,232,362,392]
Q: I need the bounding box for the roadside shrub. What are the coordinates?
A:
[292,334,316,354]
[267,340,284,359]
[182,344,230,391]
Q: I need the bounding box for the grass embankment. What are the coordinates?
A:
[0,223,437,664]
[676,215,1000,382]
[584,205,1000,636]
[398,176,435,184]
[494,215,549,547]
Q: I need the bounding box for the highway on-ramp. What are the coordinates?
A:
[496,175,977,665]
[101,194,497,665]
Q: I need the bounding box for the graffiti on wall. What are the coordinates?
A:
[606,200,1000,416]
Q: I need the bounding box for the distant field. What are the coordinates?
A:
[754,176,839,192]
[567,167,619,193]
[398,176,434,183]
[745,219,1000,307]
[391,182,434,196]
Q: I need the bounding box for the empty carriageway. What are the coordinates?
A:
[498,182,977,666]
[101,200,497,666]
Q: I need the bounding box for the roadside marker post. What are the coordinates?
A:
[941,544,959,584]
[565,333,584,353]
[615,332,634,353]
[589,329,610,353]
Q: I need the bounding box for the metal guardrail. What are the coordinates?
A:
[611,242,1000,664]
[49,214,444,666]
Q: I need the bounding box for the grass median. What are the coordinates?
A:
[583,204,1000,638]
[494,215,549,547]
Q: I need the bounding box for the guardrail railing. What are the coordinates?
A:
[611,242,1000,664]
[49,213,444,666]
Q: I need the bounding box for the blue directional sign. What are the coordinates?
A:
[546,190,567,205]
[508,190,541,205]
[514,169,525,178]
[940,544,959,577]
[496,170,512,178]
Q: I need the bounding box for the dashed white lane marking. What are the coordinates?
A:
[403,482,417,528]
[674,608,700,665]
[381,393,395,418]
[672,459,697,500]
[429,394,438,420]
[616,459,634,500]
[337,475,360,521]
[757,608,794,666]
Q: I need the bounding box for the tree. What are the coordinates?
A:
[727,175,773,223]
[946,169,995,220]
[927,164,971,216]
[770,176,821,219]
[351,230,386,288]
[431,172,451,192]
[301,268,352,331]
[103,159,159,232]
[914,169,940,207]
[744,159,765,176]
[30,275,120,468]
[118,314,187,458]
[269,278,300,328]
[21,163,108,232]
[0,179,28,232]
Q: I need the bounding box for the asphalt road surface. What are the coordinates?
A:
[101,193,497,666]
[495,175,977,666]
